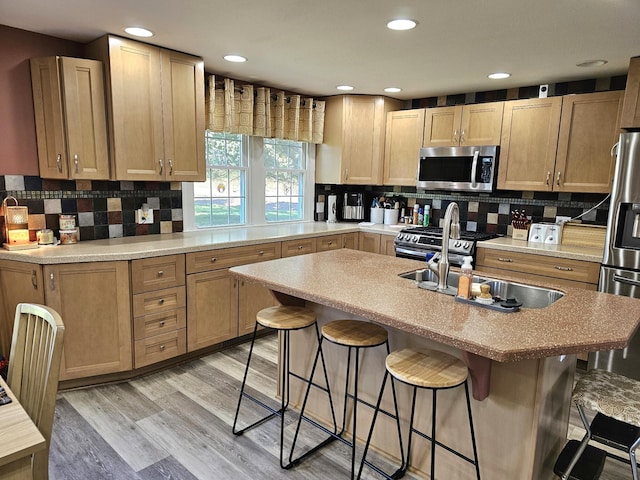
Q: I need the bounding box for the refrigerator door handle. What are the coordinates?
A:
[613,274,640,287]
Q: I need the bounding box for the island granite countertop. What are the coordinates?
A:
[230,248,640,363]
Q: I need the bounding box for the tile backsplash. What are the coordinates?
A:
[0,175,183,243]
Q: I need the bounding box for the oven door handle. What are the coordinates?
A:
[612,274,640,287]
[470,150,479,188]
[395,247,436,259]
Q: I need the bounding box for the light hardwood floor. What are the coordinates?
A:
[49,336,635,479]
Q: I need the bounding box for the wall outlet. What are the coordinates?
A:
[135,208,153,224]
[555,216,571,224]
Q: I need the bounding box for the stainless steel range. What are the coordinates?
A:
[394,226,498,265]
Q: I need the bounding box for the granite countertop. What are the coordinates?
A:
[0,222,398,264]
[230,248,640,362]
[478,236,604,263]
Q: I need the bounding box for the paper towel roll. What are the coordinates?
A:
[327,195,337,223]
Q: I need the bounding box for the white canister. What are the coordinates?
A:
[370,208,384,224]
[383,209,399,225]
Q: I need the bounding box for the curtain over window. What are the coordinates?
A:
[205,74,325,144]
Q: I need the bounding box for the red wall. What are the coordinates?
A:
[0,25,83,175]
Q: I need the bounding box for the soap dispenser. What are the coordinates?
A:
[457,256,474,299]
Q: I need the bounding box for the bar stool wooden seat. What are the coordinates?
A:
[289,319,404,479]
[554,369,640,480]
[359,348,481,480]
[233,305,336,469]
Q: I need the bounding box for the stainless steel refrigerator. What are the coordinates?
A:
[589,131,640,379]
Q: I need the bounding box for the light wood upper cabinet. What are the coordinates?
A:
[498,91,623,193]
[30,56,110,179]
[423,102,503,147]
[621,56,640,130]
[316,95,402,185]
[498,97,562,191]
[44,261,132,381]
[383,109,425,186]
[555,91,623,193]
[86,35,205,181]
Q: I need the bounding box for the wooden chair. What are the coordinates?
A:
[7,303,65,480]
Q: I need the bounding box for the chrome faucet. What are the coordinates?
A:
[427,202,460,291]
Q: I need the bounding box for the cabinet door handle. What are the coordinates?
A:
[555,266,573,271]
[159,298,165,305]
[546,171,551,185]
[344,169,349,180]
[159,159,164,175]
[168,159,173,175]
[298,245,303,250]
[556,171,561,186]
[328,240,333,246]
[49,272,55,290]
[258,250,264,256]
[31,270,38,289]
[159,345,166,351]
[211,257,217,263]
[460,129,466,144]
[452,129,458,144]
[497,257,513,262]
[74,154,79,173]
[157,270,164,277]
[159,320,165,327]
[56,154,63,173]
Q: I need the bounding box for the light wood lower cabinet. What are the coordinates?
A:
[316,233,358,252]
[341,232,359,249]
[186,242,282,352]
[0,260,45,361]
[282,237,317,257]
[358,232,396,256]
[44,261,132,381]
[476,247,599,289]
[131,255,186,368]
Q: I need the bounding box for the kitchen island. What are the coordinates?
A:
[230,248,640,480]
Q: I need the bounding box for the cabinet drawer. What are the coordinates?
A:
[476,249,600,285]
[317,235,342,252]
[132,286,186,317]
[134,328,186,368]
[133,308,186,341]
[282,238,317,257]
[131,255,185,293]
[186,242,281,273]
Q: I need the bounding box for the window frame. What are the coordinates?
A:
[182,135,316,231]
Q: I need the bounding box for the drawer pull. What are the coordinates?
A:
[211,257,217,263]
[554,266,573,271]
[157,270,164,276]
[159,298,165,305]
[497,257,513,262]
[159,321,165,327]
[298,245,303,250]
[328,240,333,245]
[259,250,264,255]
[159,345,165,351]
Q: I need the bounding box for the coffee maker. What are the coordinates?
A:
[342,193,364,221]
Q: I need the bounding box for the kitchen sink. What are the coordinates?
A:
[398,269,564,308]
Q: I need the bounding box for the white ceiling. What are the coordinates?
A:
[2,0,640,100]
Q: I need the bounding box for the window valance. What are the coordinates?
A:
[205,75,325,144]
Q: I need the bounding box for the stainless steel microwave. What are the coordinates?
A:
[416,145,499,193]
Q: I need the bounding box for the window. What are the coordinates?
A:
[193,132,247,227]
[264,138,305,222]
[183,134,315,230]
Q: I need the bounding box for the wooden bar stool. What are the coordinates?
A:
[232,305,337,469]
[359,348,481,480]
[289,319,404,480]
[554,368,640,480]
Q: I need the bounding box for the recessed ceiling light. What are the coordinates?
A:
[387,19,417,31]
[336,85,354,91]
[488,72,511,79]
[577,59,608,68]
[384,87,402,93]
[224,55,247,63]
[124,27,154,37]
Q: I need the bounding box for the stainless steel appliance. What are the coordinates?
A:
[341,192,364,221]
[394,226,497,266]
[590,131,640,380]
[417,145,499,193]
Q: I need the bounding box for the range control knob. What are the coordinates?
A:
[463,241,470,249]
[397,234,404,240]
[454,241,461,248]
[412,235,419,243]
